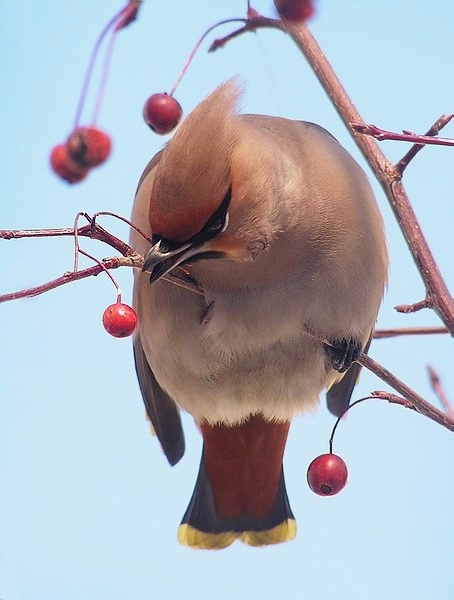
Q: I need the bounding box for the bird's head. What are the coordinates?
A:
[141,79,273,284]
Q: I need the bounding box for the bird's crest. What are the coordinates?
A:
[149,78,244,241]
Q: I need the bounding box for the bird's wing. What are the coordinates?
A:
[134,148,165,195]
[133,333,185,466]
[326,337,372,417]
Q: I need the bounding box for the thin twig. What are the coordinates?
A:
[297,325,454,431]
[0,255,140,303]
[396,114,454,174]
[358,354,454,431]
[373,326,448,339]
[351,121,454,147]
[0,220,135,257]
[209,16,280,51]
[427,366,454,417]
[394,298,432,314]
[0,218,204,304]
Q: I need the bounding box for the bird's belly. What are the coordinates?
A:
[140,280,338,425]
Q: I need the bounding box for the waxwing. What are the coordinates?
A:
[130,79,388,549]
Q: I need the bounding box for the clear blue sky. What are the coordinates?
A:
[1,2,453,599]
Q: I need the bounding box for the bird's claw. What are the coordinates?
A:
[324,338,362,373]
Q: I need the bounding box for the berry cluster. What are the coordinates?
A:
[50,1,316,185]
[51,127,112,184]
[50,1,183,185]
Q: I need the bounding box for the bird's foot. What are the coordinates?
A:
[324,338,362,373]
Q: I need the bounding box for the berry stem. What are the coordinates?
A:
[328,391,440,453]
[72,211,87,272]
[72,212,122,296]
[78,246,122,296]
[73,4,129,128]
[92,211,152,244]
[169,18,248,97]
[91,29,119,125]
[329,397,373,454]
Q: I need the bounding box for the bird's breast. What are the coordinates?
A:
[137,272,336,425]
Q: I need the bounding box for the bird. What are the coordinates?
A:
[130,79,388,550]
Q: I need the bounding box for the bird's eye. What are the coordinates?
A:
[206,212,229,235]
[190,187,231,244]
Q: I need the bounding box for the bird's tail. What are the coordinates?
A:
[178,415,296,550]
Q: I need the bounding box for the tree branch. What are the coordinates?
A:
[351,120,454,148]
[1,219,451,432]
[358,354,454,431]
[0,218,204,304]
[0,255,141,303]
[278,19,454,333]
[373,326,448,339]
[211,15,453,333]
[395,114,454,174]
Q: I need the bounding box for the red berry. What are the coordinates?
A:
[102,303,138,338]
[307,453,348,496]
[143,93,182,135]
[66,126,112,168]
[50,144,89,184]
[274,0,315,21]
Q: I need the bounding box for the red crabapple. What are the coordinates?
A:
[50,144,89,184]
[143,93,183,135]
[66,126,112,168]
[307,453,348,496]
[102,303,138,338]
[274,0,315,21]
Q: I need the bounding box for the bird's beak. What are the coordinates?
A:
[142,239,205,283]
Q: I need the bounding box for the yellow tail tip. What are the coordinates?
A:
[240,519,297,546]
[178,524,238,550]
[178,520,297,550]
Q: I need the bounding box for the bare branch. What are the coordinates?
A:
[427,366,454,416]
[297,325,454,431]
[0,255,141,303]
[352,115,454,175]
[0,217,204,304]
[373,326,448,339]
[209,15,454,332]
[358,354,454,431]
[351,120,454,148]
[396,114,454,173]
[1,221,451,433]
[209,15,280,51]
[394,298,432,314]
[277,19,454,333]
